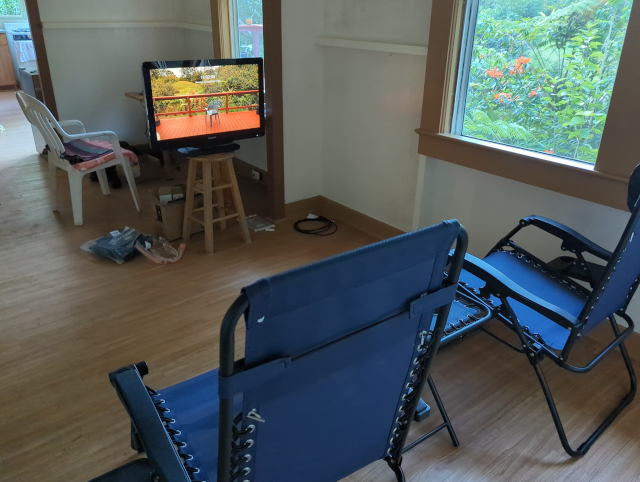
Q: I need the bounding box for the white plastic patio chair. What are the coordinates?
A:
[16,92,140,225]
[206,99,222,126]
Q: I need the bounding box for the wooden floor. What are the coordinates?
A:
[156,111,261,140]
[2,90,640,481]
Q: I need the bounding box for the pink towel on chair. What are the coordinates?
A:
[63,140,139,175]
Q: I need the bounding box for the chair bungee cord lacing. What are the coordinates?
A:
[230,413,255,482]
[387,329,434,457]
[148,387,207,482]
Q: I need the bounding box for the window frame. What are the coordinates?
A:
[417,0,640,211]
[0,0,27,19]
[209,0,286,219]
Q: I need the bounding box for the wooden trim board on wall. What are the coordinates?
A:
[262,0,286,220]
[284,196,405,241]
[24,0,58,118]
[233,157,268,187]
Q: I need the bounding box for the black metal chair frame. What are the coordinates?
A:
[99,229,472,482]
[406,284,492,452]
[464,214,638,457]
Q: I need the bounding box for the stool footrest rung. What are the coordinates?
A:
[193,183,233,195]
[191,212,238,226]
[212,212,239,224]
[192,205,220,213]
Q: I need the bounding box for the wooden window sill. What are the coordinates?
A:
[416,130,629,211]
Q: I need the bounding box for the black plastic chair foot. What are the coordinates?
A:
[413,398,431,422]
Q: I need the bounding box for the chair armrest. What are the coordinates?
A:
[59,119,86,134]
[64,130,124,158]
[109,365,190,482]
[463,254,579,330]
[523,215,612,261]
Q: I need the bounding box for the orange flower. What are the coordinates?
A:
[486,67,504,79]
[544,149,554,154]
[519,56,531,65]
[495,92,512,103]
[529,90,537,98]
[480,53,485,60]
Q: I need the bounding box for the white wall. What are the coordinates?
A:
[40,0,184,144]
[318,0,432,230]
[44,26,183,143]
[280,0,324,202]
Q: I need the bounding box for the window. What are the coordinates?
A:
[454,0,634,164]
[234,0,263,58]
[0,0,23,16]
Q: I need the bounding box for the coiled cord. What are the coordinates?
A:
[294,216,337,236]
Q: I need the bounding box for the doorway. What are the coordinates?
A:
[0,0,56,151]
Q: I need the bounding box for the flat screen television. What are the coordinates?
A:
[142,58,265,151]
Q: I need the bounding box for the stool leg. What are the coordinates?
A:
[182,159,197,241]
[225,159,251,243]
[212,162,227,230]
[203,162,215,254]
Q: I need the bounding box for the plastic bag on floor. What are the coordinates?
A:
[81,227,154,264]
[136,238,186,264]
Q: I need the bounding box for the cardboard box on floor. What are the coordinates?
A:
[147,187,203,241]
[118,154,165,183]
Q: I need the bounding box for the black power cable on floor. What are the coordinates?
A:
[294,215,338,236]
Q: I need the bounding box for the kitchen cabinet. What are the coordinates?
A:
[0,33,17,89]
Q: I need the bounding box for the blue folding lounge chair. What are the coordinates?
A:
[90,220,473,482]
[458,164,640,457]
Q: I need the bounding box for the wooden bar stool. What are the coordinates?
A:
[182,152,251,254]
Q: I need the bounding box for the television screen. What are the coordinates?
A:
[142,58,265,150]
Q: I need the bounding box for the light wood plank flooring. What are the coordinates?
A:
[1,91,640,482]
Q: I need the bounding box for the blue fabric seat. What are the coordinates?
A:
[91,220,470,482]
[149,370,243,482]
[464,251,588,349]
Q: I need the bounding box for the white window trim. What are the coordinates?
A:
[229,0,240,58]
[451,0,479,135]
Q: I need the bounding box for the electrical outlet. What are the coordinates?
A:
[252,170,261,181]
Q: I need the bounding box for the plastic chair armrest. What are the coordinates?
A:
[64,130,124,158]
[59,119,86,133]
[463,254,579,330]
[523,215,612,261]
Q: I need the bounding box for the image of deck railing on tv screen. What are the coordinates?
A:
[149,63,262,142]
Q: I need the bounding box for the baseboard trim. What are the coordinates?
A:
[284,196,404,240]
[233,158,268,187]
[284,196,322,220]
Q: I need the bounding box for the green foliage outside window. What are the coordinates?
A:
[0,0,23,16]
[462,0,633,164]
